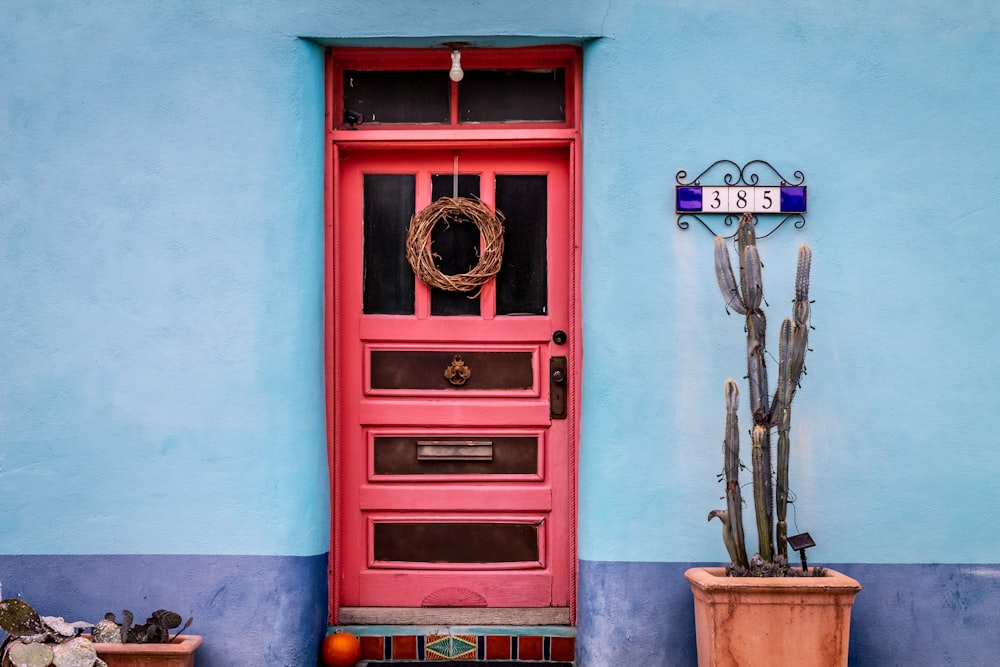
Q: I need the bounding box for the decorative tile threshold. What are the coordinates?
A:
[340,625,575,663]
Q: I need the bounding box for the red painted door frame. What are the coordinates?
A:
[323,46,583,624]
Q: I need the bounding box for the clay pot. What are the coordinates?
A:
[91,635,202,667]
[685,567,861,667]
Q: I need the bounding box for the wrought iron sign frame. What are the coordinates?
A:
[675,159,807,238]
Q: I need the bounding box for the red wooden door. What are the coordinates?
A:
[334,146,574,618]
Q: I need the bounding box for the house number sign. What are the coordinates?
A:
[675,159,807,238]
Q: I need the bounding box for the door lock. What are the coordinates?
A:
[550,356,567,420]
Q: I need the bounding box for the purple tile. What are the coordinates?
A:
[780,186,806,212]
[676,186,703,211]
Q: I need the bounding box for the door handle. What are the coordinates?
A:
[444,354,471,386]
[550,356,567,420]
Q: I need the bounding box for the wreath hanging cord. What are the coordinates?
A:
[405,196,505,295]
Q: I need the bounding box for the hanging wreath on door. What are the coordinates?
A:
[405,196,505,294]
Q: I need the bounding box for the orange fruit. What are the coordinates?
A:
[321,630,361,667]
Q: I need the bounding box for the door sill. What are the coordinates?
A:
[339,607,571,625]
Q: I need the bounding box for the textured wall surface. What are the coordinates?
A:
[578,561,1000,666]
[0,555,327,667]
[3,0,1000,665]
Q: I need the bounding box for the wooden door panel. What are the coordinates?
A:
[359,487,552,511]
[359,571,554,608]
[358,400,552,426]
[360,317,553,341]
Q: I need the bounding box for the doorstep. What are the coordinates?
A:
[338,625,576,663]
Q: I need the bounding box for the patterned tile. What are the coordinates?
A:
[425,634,477,660]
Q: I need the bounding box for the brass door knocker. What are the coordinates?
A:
[444,354,472,386]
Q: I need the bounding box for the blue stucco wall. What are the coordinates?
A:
[0,555,327,666]
[3,1,1000,665]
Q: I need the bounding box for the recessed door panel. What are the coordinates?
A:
[372,435,540,477]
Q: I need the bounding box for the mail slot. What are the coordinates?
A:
[417,441,494,461]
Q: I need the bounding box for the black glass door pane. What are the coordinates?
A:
[459,69,566,123]
[430,174,481,316]
[373,522,539,563]
[344,70,450,125]
[495,175,547,315]
[373,436,538,476]
[363,174,415,314]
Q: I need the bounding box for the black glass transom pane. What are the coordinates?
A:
[496,175,547,315]
[430,174,481,316]
[373,522,539,563]
[344,70,450,125]
[363,174,415,314]
[460,69,566,123]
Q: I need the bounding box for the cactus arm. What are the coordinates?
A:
[714,237,747,315]
[793,245,812,326]
[722,380,749,568]
[739,219,770,425]
[746,310,770,422]
[740,245,763,312]
[774,319,793,558]
[736,212,757,264]
[708,510,741,566]
[751,424,774,561]
[771,246,811,559]
[746,306,773,541]
[786,244,812,401]
[775,420,790,558]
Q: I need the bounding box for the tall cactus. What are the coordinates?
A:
[709,213,812,573]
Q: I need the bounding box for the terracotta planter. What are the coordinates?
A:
[685,567,860,667]
[91,635,203,667]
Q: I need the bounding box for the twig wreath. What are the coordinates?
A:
[405,196,505,294]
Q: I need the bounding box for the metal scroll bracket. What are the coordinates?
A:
[675,160,807,239]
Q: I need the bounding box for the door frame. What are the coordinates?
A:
[323,45,583,625]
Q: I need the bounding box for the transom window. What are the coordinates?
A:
[330,47,578,129]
